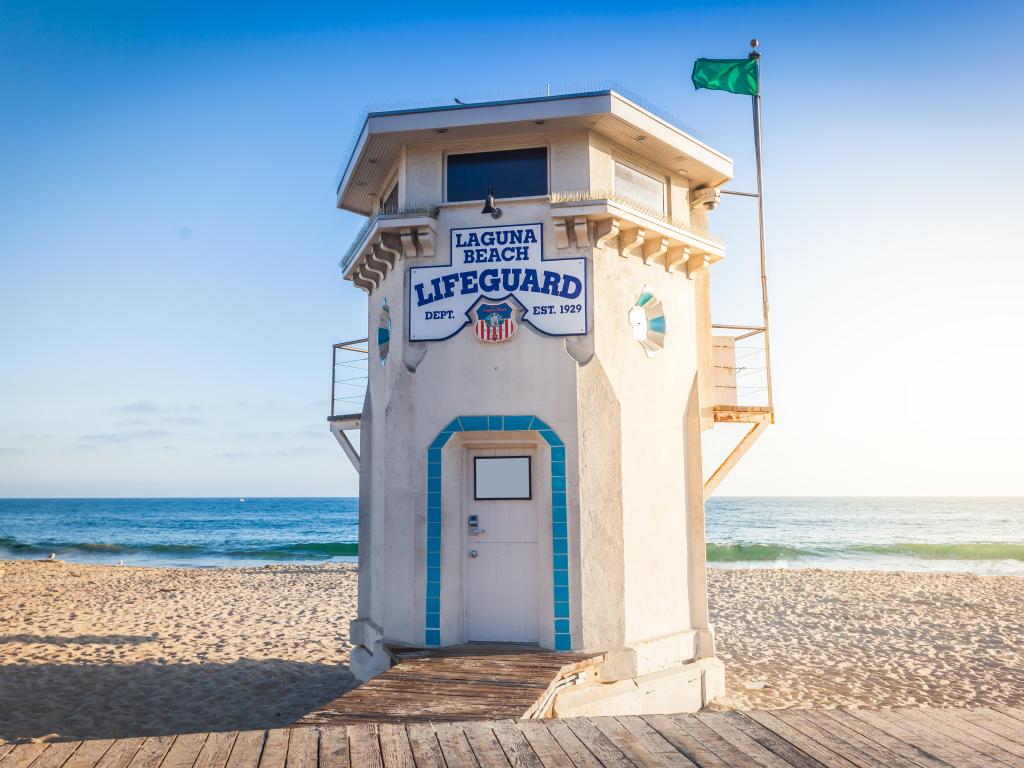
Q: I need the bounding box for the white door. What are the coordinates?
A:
[464,447,540,643]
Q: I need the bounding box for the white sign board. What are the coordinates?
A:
[407,223,588,341]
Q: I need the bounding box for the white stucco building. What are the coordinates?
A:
[329,89,772,714]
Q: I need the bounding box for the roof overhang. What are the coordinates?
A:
[337,90,733,215]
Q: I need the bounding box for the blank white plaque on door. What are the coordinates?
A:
[474,456,532,500]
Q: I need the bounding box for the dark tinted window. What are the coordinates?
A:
[446,147,548,202]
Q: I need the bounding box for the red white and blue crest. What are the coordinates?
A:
[474,302,516,343]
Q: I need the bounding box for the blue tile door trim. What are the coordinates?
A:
[425,416,571,651]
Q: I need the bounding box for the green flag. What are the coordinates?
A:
[691,57,759,96]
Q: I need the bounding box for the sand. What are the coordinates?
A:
[1,561,1022,742]
[0,561,359,743]
[708,567,1024,711]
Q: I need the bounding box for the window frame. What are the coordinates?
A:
[612,157,667,214]
[473,455,533,501]
[443,144,551,204]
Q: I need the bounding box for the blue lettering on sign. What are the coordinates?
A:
[408,222,588,342]
[414,268,582,307]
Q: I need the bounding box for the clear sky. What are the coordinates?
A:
[2,0,1022,498]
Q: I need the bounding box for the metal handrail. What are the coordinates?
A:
[331,338,369,418]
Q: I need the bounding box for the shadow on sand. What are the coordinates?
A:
[0,659,358,742]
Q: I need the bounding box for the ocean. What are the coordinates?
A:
[0,497,1022,574]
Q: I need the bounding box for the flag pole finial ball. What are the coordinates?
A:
[750,38,759,49]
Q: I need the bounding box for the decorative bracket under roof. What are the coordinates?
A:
[549,197,724,272]
[342,213,437,293]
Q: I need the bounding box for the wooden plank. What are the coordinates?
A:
[823,710,953,768]
[346,725,382,768]
[761,711,901,768]
[590,717,675,767]
[285,729,318,768]
[641,714,734,768]
[125,737,175,768]
[515,722,577,768]
[192,734,239,768]
[432,723,480,768]
[26,743,82,768]
[860,709,992,768]
[161,733,209,768]
[562,718,635,768]
[0,745,17,764]
[226,732,267,768]
[614,717,698,768]
[785,711,925,768]
[963,709,1024,745]
[741,712,862,768]
[907,708,1024,764]
[62,741,115,768]
[0,745,50,768]
[317,728,349,768]
[377,724,415,768]
[462,721,512,768]
[258,731,291,768]
[993,708,1024,727]
[405,723,445,768]
[93,739,146,768]
[693,713,803,768]
[669,714,764,768]
[540,722,604,768]
[490,721,544,768]
[722,712,830,768]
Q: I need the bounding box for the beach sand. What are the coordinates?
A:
[0,561,359,743]
[1,561,1022,742]
[709,567,1024,711]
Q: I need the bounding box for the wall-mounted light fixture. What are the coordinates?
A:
[481,187,502,219]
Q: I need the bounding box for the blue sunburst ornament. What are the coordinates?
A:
[627,287,667,357]
[377,299,391,366]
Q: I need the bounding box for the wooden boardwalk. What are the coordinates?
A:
[294,644,604,726]
[4,707,1024,767]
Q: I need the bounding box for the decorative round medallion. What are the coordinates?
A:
[628,287,667,357]
[377,299,391,366]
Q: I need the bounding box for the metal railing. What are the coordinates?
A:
[711,324,771,408]
[331,338,369,419]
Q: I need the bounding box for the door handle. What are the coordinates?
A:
[469,549,479,558]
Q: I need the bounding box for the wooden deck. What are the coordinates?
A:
[3,707,1024,767]
[293,644,604,726]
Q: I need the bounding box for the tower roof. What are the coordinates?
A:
[336,89,733,215]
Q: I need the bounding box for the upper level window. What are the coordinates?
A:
[447,147,548,203]
[381,181,399,214]
[614,161,665,213]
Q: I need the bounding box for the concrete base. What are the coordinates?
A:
[348,617,391,682]
[552,657,724,717]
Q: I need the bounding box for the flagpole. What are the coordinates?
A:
[748,38,773,411]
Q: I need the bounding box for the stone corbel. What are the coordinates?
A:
[416,226,434,258]
[400,230,418,259]
[643,237,668,266]
[665,246,689,273]
[553,219,571,249]
[365,246,391,279]
[572,218,589,249]
[378,234,402,266]
[686,250,711,279]
[360,253,386,286]
[352,273,374,293]
[620,228,646,261]
[593,218,620,251]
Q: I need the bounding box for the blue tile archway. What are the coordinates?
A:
[425,416,571,651]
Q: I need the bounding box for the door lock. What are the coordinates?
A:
[469,549,479,558]
[468,514,485,536]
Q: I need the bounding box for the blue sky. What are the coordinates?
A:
[2,0,1022,497]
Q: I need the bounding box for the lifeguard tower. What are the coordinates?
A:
[327,89,773,716]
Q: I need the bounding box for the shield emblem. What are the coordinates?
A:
[474,302,517,343]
